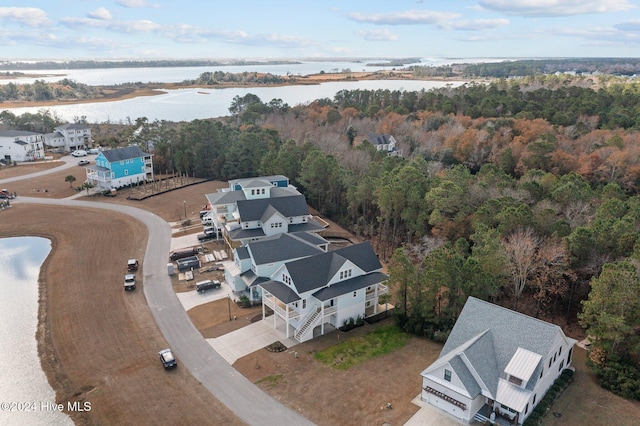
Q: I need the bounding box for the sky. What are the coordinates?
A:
[2,1,640,61]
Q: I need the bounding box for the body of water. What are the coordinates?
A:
[3,79,465,123]
[0,237,73,426]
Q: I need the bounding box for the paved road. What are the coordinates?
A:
[0,155,79,185]
[10,195,314,426]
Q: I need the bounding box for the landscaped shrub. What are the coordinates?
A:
[238,295,252,308]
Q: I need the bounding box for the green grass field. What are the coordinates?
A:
[314,324,411,370]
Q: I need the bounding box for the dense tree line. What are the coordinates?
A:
[0,79,101,103]
[409,58,640,78]
[330,76,640,130]
[4,74,640,398]
[181,71,287,86]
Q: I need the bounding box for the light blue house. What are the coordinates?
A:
[86,146,153,190]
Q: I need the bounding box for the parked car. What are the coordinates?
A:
[87,147,101,154]
[197,232,217,242]
[124,274,136,291]
[169,247,200,261]
[127,259,139,271]
[71,150,87,157]
[196,279,221,293]
[158,348,177,369]
[77,159,90,166]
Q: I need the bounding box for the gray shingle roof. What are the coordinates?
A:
[367,132,393,146]
[0,130,41,137]
[56,123,90,131]
[247,233,323,265]
[312,272,388,301]
[260,280,301,304]
[426,297,574,397]
[206,190,247,206]
[237,194,310,222]
[229,175,289,188]
[101,146,149,162]
[286,242,382,294]
[235,246,249,260]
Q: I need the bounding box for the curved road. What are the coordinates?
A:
[5,163,313,426]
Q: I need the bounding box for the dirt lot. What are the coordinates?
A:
[0,204,244,426]
[2,167,640,426]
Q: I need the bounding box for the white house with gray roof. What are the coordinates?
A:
[43,123,91,152]
[421,297,577,425]
[204,175,324,248]
[258,242,389,342]
[0,130,45,162]
[224,232,329,302]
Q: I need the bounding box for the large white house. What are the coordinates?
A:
[420,297,577,425]
[204,175,324,247]
[43,123,92,152]
[258,241,389,342]
[225,232,329,302]
[0,130,45,162]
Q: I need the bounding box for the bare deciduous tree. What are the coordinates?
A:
[503,227,539,311]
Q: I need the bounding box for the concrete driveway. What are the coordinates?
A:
[404,395,465,426]
[208,319,299,364]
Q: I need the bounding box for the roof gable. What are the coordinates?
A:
[237,194,309,222]
[247,233,323,265]
[433,297,573,395]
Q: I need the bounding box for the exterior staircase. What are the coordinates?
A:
[295,307,322,342]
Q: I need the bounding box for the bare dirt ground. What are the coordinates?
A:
[3,171,640,426]
[0,204,244,426]
[0,161,63,179]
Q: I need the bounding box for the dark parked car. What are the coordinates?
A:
[169,248,199,261]
[159,348,177,369]
[196,279,221,293]
[127,259,139,272]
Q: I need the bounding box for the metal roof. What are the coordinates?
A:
[504,347,542,382]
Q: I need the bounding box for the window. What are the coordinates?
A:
[124,170,128,175]
[444,369,451,382]
[302,299,306,309]
[353,291,357,297]
[251,189,255,195]
[508,375,523,386]
[539,368,544,379]
[568,347,573,364]
[559,346,562,356]
[558,360,564,372]
[549,358,552,368]
[261,188,265,194]
[525,403,529,415]
[533,394,537,405]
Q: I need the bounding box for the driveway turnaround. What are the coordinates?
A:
[208,319,299,365]
[13,196,314,426]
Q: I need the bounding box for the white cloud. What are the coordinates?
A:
[348,9,459,25]
[87,7,112,21]
[479,0,635,17]
[60,16,160,33]
[441,18,510,31]
[116,0,149,7]
[0,7,49,27]
[356,28,398,41]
